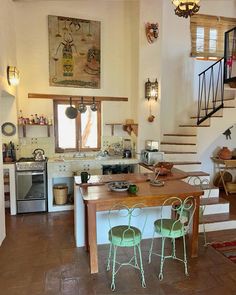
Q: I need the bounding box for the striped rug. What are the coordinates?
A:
[211,240,236,263]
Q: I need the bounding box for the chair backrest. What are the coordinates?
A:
[108,203,147,239]
[160,196,196,234]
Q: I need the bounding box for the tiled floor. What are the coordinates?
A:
[0,193,236,295]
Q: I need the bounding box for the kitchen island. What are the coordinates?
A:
[74,170,203,274]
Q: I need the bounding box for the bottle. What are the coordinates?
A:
[30,115,34,124]
[34,114,39,124]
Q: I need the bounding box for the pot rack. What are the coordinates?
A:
[28,93,128,102]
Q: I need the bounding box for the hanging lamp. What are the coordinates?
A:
[172,0,200,18]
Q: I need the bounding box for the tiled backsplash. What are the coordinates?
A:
[17,135,136,159]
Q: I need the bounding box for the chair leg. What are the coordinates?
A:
[182,235,189,276]
[172,238,176,258]
[202,222,208,247]
[111,245,117,291]
[137,244,146,288]
[107,243,112,271]
[148,228,155,264]
[134,245,138,268]
[159,237,166,281]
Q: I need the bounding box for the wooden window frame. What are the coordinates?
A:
[190,14,236,60]
[53,100,101,153]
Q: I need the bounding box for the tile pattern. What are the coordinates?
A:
[1,195,236,295]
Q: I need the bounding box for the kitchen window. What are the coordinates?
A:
[54,100,101,152]
[190,14,236,59]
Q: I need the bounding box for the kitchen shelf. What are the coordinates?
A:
[105,123,123,136]
[18,124,52,137]
[105,123,138,136]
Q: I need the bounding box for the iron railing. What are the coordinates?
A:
[197,58,224,125]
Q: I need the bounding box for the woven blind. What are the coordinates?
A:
[190,14,236,58]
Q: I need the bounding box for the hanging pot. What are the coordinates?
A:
[218,146,232,160]
[78,97,87,113]
[65,97,78,119]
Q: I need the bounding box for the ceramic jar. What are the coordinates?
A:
[218,147,232,160]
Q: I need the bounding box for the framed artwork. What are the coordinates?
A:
[48,15,101,88]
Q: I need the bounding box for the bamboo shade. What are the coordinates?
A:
[190,14,236,58]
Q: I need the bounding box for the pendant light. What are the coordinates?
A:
[172,0,200,18]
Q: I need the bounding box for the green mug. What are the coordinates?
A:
[128,184,139,194]
[81,171,91,183]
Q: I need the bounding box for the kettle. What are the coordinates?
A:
[33,148,45,161]
[123,149,132,158]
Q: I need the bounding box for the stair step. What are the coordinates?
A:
[163,134,197,137]
[162,151,197,154]
[186,171,210,177]
[201,106,235,111]
[179,124,210,127]
[200,197,227,206]
[202,213,231,223]
[172,161,201,165]
[190,115,223,119]
[161,142,196,146]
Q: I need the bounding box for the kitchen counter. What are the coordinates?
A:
[48,156,140,165]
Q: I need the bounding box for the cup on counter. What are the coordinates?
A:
[80,171,91,183]
[128,184,139,194]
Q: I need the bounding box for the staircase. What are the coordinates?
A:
[160,27,236,233]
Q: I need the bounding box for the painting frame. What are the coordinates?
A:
[48,15,101,89]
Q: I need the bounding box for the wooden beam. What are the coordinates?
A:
[28,93,128,102]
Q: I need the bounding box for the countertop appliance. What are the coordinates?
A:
[15,157,47,213]
[145,140,159,151]
[141,150,164,166]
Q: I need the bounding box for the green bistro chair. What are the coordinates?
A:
[148,196,196,281]
[106,203,147,291]
[186,176,211,246]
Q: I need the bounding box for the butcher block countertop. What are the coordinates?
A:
[74,168,188,187]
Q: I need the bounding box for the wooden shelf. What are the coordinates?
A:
[105,123,123,136]
[18,124,52,137]
[105,123,138,136]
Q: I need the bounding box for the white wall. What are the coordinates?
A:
[0,0,18,246]
[14,0,139,141]
[137,0,162,151]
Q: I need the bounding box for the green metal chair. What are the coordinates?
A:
[148,196,196,281]
[106,203,147,291]
[186,176,211,246]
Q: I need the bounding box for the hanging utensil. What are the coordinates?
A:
[78,97,87,113]
[90,97,97,112]
[65,97,78,119]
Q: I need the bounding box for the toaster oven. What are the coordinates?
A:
[141,150,165,166]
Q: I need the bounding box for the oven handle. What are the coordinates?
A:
[16,171,44,176]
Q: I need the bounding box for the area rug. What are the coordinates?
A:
[211,240,236,263]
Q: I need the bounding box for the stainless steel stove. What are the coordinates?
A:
[16,157,46,171]
[16,157,47,213]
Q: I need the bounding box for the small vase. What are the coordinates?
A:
[218,147,232,160]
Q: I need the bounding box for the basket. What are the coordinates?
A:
[53,184,68,205]
[226,182,236,193]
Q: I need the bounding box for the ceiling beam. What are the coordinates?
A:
[28,93,128,102]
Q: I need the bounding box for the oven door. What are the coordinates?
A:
[16,171,47,213]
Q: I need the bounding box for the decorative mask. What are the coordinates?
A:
[145,22,159,44]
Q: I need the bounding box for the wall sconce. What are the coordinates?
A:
[145,78,158,101]
[172,0,200,18]
[7,66,20,86]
